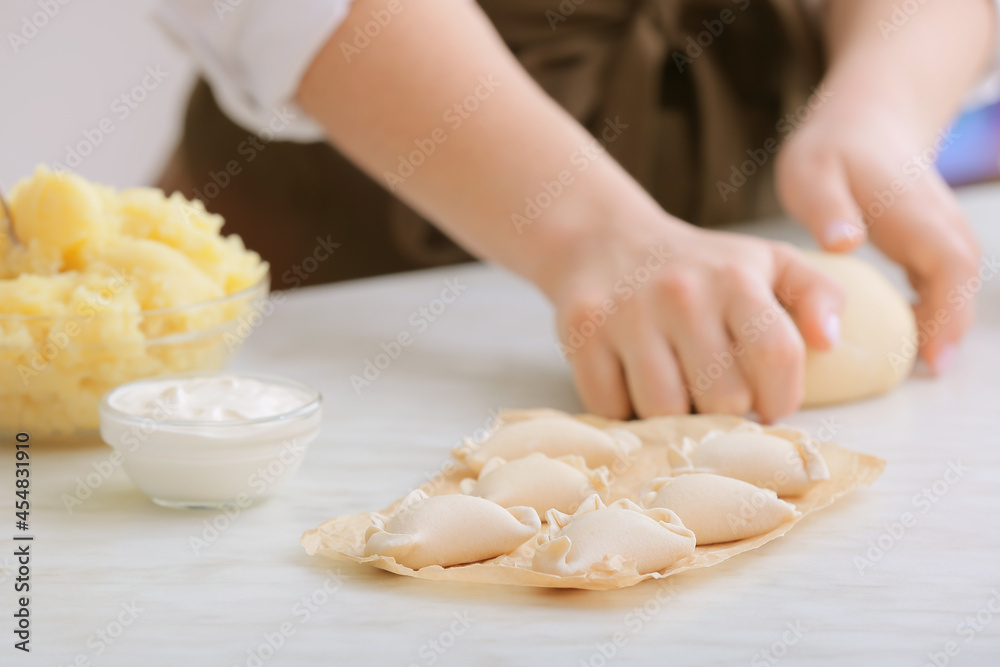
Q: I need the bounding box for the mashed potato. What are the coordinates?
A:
[0,166,268,435]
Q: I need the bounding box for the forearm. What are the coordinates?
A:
[296,0,664,294]
[820,0,996,139]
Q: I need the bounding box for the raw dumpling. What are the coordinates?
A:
[802,252,917,407]
[364,490,540,569]
[532,496,696,577]
[669,424,829,496]
[641,473,799,545]
[459,454,609,516]
[454,417,641,475]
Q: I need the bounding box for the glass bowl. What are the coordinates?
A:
[0,275,270,438]
[98,371,322,509]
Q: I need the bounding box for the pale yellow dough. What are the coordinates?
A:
[453,416,641,475]
[669,423,829,496]
[641,473,799,545]
[802,252,917,406]
[460,453,609,516]
[532,495,696,576]
[363,490,540,569]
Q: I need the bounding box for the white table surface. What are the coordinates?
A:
[3,185,1000,667]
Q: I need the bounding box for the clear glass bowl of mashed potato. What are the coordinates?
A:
[0,167,270,437]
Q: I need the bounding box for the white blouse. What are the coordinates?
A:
[156,0,357,141]
[157,0,1000,142]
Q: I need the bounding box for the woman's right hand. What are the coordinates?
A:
[540,211,845,422]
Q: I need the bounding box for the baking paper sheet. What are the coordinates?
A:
[302,410,885,590]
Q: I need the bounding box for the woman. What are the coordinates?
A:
[158,0,994,421]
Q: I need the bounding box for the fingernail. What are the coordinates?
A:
[823,220,864,248]
[823,313,841,347]
[931,344,957,376]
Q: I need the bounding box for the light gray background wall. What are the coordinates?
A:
[1,0,196,190]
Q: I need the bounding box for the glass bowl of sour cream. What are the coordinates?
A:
[98,372,322,509]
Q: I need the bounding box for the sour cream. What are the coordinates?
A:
[99,373,322,508]
[108,375,312,424]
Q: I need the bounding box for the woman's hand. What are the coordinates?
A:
[772,0,994,375]
[776,96,981,374]
[541,210,844,422]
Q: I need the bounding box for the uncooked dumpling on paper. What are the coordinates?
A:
[641,473,799,545]
[460,454,609,516]
[453,416,641,475]
[669,423,829,497]
[363,490,540,569]
[802,252,917,407]
[532,496,696,577]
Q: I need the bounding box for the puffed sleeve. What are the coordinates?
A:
[156,0,358,141]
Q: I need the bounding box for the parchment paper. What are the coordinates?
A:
[302,410,885,590]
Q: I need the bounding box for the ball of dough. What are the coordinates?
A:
[802,252,917,406]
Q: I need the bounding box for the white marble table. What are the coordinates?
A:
[3,186,1000,667]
